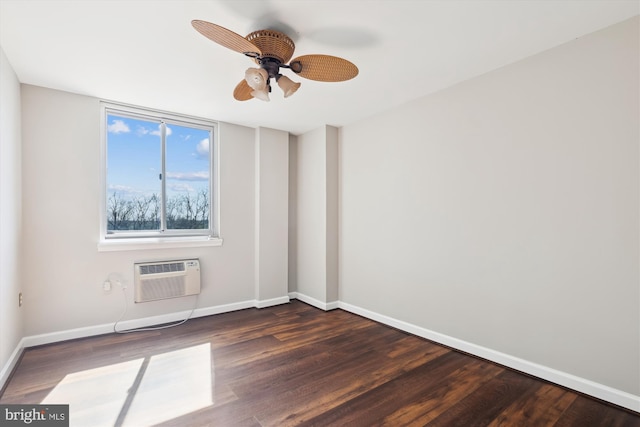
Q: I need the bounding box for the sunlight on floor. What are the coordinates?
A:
[123,344,213,426]
[42,358,144,426]
[42,344,214,427]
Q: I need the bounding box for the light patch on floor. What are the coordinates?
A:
[42,343,213,427]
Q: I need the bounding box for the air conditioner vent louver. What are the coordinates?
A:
[139,262,185,275]
[134,259,200,303]
[140,276,186,301]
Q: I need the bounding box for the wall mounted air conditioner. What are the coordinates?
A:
[134,259,201,303]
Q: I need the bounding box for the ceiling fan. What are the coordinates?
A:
[191,20,359,102]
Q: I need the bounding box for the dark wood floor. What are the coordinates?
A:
[1,300,638,426]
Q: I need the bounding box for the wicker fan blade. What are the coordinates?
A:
[192,20,261,56]
[289,54,358,82]
[233,79,254,101]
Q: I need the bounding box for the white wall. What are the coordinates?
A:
[296,127,326,302]
[254,127,289,304]
[0,46,23,384]
[325,126,339,303]
[294,126,339,305]
[340,16,639,396]
[288,134,298,293]
[19,85,286,337]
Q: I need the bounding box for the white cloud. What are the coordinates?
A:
[168,183,195,193]
[151,125,172,137]
[166,171,209,181]
[137,124,172,137]
[107,120,130,134]
[108,184,141,195]
[196,138,209,158]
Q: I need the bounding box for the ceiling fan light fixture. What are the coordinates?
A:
[277,75,301,98]
[251,88,271,102]
[245,67,270,101]
[193,21,358,102]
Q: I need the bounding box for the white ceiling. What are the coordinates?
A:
[1,0,638,135]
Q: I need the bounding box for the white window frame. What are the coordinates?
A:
[98,101,222,251]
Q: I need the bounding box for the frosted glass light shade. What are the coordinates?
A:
[245,68,268,90]
[251,88,270,101]
[277,75,301,98]
[245,68,270,101]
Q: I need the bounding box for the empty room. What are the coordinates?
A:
[0,0,639,425]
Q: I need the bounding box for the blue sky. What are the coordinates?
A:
[106,114,210,200]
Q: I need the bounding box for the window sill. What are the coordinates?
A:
[97,236,223,252]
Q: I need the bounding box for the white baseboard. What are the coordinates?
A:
[21,300,258,347]
[193,300,257,317]
[0,297,290,391]
[0,337,26,391]
[4,297,638,413]
[288,292,339,311]
[255,295,290,309]
[338,301,640,413]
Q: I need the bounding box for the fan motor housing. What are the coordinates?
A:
[245,29,295,64]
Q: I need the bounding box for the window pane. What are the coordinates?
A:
[106,114,162,232]
[164,123,210,230]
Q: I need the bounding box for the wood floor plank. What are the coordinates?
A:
[292,351,473,426]
[424,369,541,426]
[486,382,578,426]
[554,394,640,427]
[257,343,450,426]
[380,360,505,425]
[1,301,638,427]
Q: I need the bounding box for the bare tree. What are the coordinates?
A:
[166,196,179,229]
[130,194,160,230]
[132,196,151,230]
[107,192,133,231]
[183,194,195,228]
[194,188,209,228]
[108,190,209,231]
[148,193,160,229]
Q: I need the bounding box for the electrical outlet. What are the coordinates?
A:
[103,281,112,292]
[18,292,23,307]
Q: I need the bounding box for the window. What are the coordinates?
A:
[101,103,218,242]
